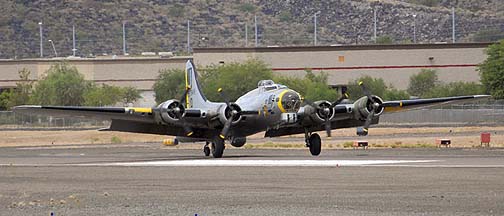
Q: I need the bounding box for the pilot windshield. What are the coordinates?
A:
[281,91,301,112]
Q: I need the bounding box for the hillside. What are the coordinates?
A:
[0,0,502,59]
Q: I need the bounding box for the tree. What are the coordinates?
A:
[83,84,125,106]
[346,76,410,101]
[122,86,142,105]
[31,62,91,106]
[201,58,273,101]
[407,69,439,97]
[478,40,504,99]
[274,69,339,101]
[153,68,186,104]
[0,68,33,109]
[423,82,485,98]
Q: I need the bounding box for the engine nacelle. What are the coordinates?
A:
[353,96,385,120]
[218,103,243,125]
[230,137,247,147]
[304,100,335,123]
[157,100,185,124]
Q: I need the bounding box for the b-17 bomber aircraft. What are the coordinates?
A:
[14,60,490,158]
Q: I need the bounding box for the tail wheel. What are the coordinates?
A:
[203,143,211,157]
[308,133,321,156]
[211,138,225,158]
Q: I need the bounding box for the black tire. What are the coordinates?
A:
[211,138,225,158]
[308,133,322,156]
[203,146,210,156]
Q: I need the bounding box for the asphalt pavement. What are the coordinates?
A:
[1,143,504,215]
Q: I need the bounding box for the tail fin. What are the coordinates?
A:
[185,60,208,108]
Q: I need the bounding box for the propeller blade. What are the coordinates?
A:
[363,109,375,131]
[324,117,332,137]
[359,81,375,103]
[219,112,235,139]
[180,87,191,105]
[218,88,232,108]
[330,92,349,108]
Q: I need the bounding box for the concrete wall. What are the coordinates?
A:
[193,43,490,89]
[0,43,492,106]
[0,57,191,90]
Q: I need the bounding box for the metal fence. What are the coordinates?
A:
[2,108,503,129]
[0,111,109,129]
[380,109,504,126]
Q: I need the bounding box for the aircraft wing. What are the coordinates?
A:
[265,94,490,137]
[13,105,155,123]
[380,95,490,113]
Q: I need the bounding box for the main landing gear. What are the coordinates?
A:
[203,139,225,158]
[305,131,321,156]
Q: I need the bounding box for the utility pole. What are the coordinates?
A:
[314,11,321,46]
[72,25,76,57]
[254,15,258,47]
[39,22,43,58]
[187,20,191,53]
[245,23,248,47]
[412,14,417,43]
[314,13,318,45]
[122,21,127,55]
[373,8,377,43]
[452,7,456,43]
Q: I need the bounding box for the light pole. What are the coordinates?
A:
[245,22,248,47]
[314,11,321,46]
[48,39,57,57]
[373,8,377,43]
[412,14,417,43]
[72,25,77,57]
[122,21,127,55]
[38,22,43,58]
[254,15,258,47]
[187,20,191,53]
[452,7,456,43]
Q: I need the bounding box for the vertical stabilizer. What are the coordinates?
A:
[185,60,208,108]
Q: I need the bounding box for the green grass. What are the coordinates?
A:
[110,136,122,144]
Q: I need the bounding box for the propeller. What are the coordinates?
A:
[303,93,349,137]
[217,88,256,140]
[357,81,383,135]
[177,86,193,136]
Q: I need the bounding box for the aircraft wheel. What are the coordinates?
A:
[308,133,321,156]
[203,145,210,157]
[211,138,225,158]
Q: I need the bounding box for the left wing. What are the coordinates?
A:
[266,94,490,137]
[13,105,155,123]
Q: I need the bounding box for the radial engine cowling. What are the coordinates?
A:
[304,100,335,123]
[353,96,385,120]
[218,103,243,125]
[157,100,185,124]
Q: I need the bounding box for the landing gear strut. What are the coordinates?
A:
[203,142,210,157]
[211,138,225,158]
[305,131,321,156]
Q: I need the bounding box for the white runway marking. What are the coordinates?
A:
[87,159,439,167]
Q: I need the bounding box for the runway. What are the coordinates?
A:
[1,143,504,215]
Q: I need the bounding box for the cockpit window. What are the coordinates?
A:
[258,80,275,87]
[264,86,278,91]
[280,91,301,112]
